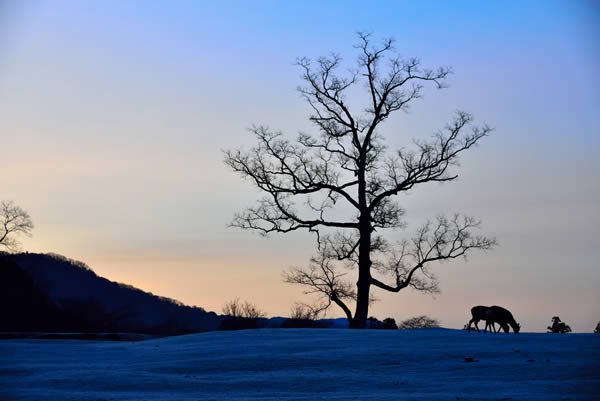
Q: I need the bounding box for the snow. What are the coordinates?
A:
[1,329,598,400]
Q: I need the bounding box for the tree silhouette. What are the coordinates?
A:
[0,201,34,252]
[222,298,266,319]
[289,302,326,321]
[225,33,496,328]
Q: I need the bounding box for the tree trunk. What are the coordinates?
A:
[350,218,371,329]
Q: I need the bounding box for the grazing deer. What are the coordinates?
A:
[489,306,520,333]
[547,316,571,333]
[467,305,520,333]
[467,305,501,333]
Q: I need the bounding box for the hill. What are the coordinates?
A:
[1,329,598,400]
[0,252,221,335]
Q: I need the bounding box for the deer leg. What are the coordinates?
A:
[468,319,479,333]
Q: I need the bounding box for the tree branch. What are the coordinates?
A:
[369,112,492,212]
[283,241,356,321]
[371,214,496,293]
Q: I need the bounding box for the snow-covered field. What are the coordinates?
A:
[1,329,598,400]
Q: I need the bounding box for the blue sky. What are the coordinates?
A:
[1,0,599,331]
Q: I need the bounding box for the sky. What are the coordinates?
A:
[1,0,599,332]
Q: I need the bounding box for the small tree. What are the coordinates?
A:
[0,201,34,252]
[398,315,440,329]
[283,302,328,328]
[240,301,266,319]
[225,33,495,328]
[289,302,326,321]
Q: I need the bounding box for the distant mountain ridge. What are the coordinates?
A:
[0,252,221,335]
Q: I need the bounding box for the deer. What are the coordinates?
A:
[467,305,497,333]
[467,305,520,333]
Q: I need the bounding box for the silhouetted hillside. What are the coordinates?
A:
[0,256,69,331]
[0,252,221,335]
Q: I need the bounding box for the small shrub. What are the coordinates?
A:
[382,317,398,330]
[366,316,398,330]
[398,315,440,329]
[547,316,571,333]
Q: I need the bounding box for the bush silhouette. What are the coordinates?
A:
[398,315,440,329]
[547,316,571,333]
[366,317,398,329]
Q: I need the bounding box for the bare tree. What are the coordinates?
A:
[240,301,266,319]
[222,298,266,319]
[289,302,326,321]
[225,33,495,328]
[0,201,34,252]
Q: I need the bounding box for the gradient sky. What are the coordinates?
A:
[1,0,599,331]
